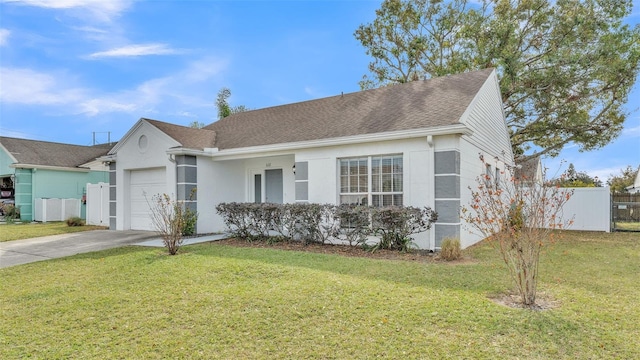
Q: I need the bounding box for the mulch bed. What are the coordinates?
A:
[211,237,477,264]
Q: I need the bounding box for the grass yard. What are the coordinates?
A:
[0,222,108,242]
[614,221,640,231]
[1,231,639,359]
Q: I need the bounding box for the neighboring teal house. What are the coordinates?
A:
[0,137,113,221]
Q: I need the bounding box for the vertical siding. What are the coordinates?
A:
[563,187,610,232]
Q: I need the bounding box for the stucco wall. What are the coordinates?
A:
[295,137,434,249]
[111,121,179,230]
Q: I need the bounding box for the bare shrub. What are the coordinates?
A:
[462,156,573,307]
[148,193,193,255]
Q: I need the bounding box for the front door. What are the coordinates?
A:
[264,169,283,204]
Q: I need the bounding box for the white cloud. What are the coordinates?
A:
[622,124,640,138]
[88,43,181,59]
[6,0,131,22]
[0,67,86,105]
[0,29,9,46]
[0,127,44,140]
[1,55,228,118]
[77,56,229,116]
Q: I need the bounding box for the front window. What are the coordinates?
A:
[339,155,403,207]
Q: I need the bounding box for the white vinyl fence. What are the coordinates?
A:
[34,198,81,222]
[86,182,109,226]
[562,187,610,232]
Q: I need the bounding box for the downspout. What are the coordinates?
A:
[32,168,36,222]
[427,135,436,251]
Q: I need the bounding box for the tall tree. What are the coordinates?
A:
[216,88,250,119]
[354,0,640,160]
[607,165,638,193]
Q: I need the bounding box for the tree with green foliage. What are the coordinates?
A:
[607,165,638,193]
[188,121,205,129]
[551,163,602,187]
[354,0,640,160]
[216,88,250,119]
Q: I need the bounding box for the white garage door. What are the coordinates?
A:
[130,167,166,231]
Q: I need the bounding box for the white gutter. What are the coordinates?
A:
[9,163,92,172]
[173,124,472,161]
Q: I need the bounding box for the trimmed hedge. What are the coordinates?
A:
[216,202,437,251]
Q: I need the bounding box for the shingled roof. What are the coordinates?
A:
[204,68,494,150]
[0,137,113,168]
[144,119,216,150]
[515,155,542,184]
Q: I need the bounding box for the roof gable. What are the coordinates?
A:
[204,68,495,150]
[145,119,216,150]
[0,137,113,169]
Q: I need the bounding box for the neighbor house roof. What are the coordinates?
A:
[203,68,495,150]
[514,156,543,184]
[0,137,113,169]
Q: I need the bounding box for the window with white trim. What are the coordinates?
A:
[339,155,403,207]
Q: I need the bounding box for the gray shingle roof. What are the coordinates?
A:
[515,156,541,183]
[0,137,113,168]
[144,119,216,149]
[204,68,494,150]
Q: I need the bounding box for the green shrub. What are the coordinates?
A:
[66,217,85,227]
[439,237,462,261]
[1,204,20,223]
[334,204,371,246]
[216,202,438,252]
[181,207,198,236]
[370,206,438,252]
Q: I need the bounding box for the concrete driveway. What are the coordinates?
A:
[0,230,159,268]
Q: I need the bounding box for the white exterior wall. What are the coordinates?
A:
[459,69,513,165]
[199,154,296,233]
[243,155,296,203]
[197,158,246,233]
[295,137,435,249]
[112,121,179,230]
[456,70,514,248]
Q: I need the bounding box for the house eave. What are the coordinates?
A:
[9,163,92,172]
[202,124,472,160]
[166,148,213,157]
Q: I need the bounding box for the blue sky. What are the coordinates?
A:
[0,0,638,182]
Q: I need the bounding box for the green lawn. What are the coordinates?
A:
[1,231,639,359]
[0,222,108,242]
[614,221,640,231]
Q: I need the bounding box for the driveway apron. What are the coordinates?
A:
[0,230,158,268]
